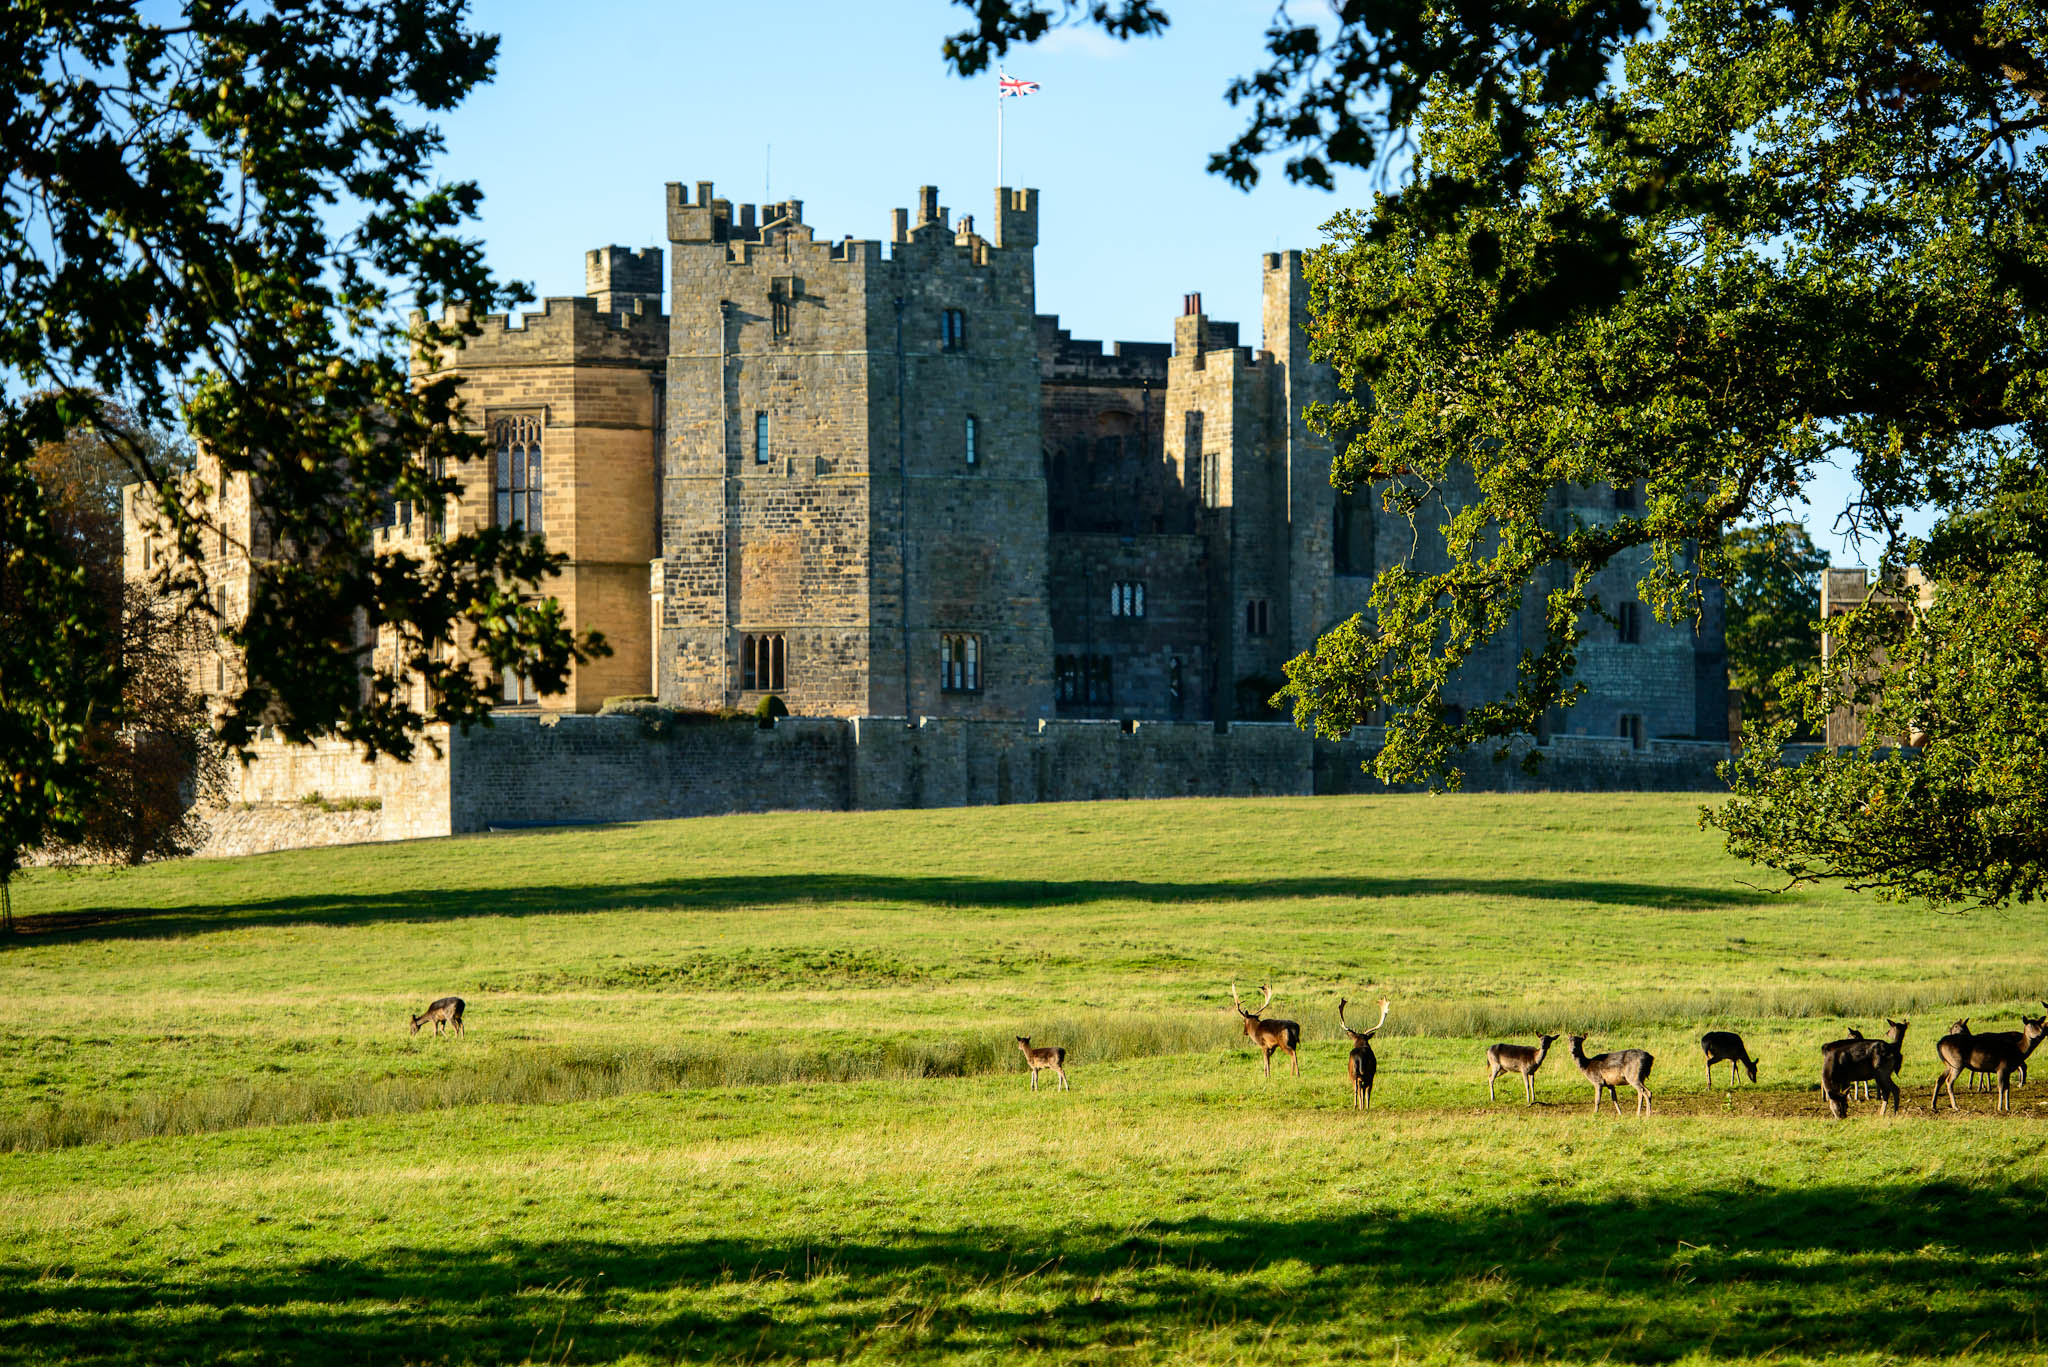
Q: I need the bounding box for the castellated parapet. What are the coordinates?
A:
[656,180,1052,721]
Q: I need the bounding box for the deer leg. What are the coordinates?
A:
[1524,1073,1536,1105]
[1488,1067,1498,1102]
[1363,1083,1372,1113]
[1263,1046,1274,1078]
[1030,1067,1038,1092]
[1289,1045,1300,1077]
[1057,1066,1068,1092]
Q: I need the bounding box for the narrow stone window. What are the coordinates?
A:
[1334,489,1374,577]
[492,414,543,531]
[501,667,536,704]
[1055,654,1078,703]
[741,633,786,692]
[1618,600,1642,644]
[1246,599,1270,636]
[770,278,794,338]
[1619,713,1645,748]
[965,414,979,465]
[941,308,966,351]
[941,633,980,692]
[754,411,770,465]
[1086,654,1113,705]
[1110,581,1145,617]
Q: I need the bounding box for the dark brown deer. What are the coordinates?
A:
[1232,983,1300,1078]
[411,996,465,1036]
[1485,1034,1559,1104]
[1934,1014,2047,1113]
[1700,1030,1759,1086]
[1820,1017,1906,1117]
[1567,1035,1655,1117]
[1014,1037,1068,1092]
[1338,998,1389,1110]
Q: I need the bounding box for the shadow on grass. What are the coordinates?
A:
[0,1181,2035,1363]
[8,873,1766,944]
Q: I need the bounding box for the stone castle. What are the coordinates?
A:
[126,179,1731,850]
[380,180,1726,739]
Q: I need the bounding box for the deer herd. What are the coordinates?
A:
[407,986,2048,1118]
[1092,985,2046,1118]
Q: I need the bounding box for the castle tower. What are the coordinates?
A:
[412,266,668,711]
[656,181,1052,719]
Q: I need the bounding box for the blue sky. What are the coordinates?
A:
[432,1,1921,555]
[435,1,1356,348]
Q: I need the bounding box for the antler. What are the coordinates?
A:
[1374,999,1391,1032]
[1230,982,1246,1016]
[1258,984,1274,1012]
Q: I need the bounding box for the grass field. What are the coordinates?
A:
[3,793,2045,1365]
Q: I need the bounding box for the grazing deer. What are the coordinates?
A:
[1013,1037,1068,1092]
[1700,1030,1759,1087]
[1338,998,1390,1111]
[1820,1017,1906,1117]
[411,996,465,1037]
[1485,1034,1559,1104]
[1567,1035,1655,1117]
[1231,983,1301,1078]
[1934,1014,2047,1113]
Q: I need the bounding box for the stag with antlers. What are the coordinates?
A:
[1338,998,1390,1110]
[1231,983,1301,1078]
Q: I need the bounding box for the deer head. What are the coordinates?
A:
[1338,997,1390,1042]
[410,1013,426,1035]
[1886,1017,1909,1044]
[1231,982,1272,1036]
[1948,1018,1971,1037]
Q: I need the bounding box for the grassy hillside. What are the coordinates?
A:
[3,794,2044,1364]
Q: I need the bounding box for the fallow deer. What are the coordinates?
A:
[1338,998,1389,1111]
[1014,1037,1069,1092]
[1700,1030,1759,1087]
[1231,983,1300,1078]
[1934,1014,2047,1113]
[411,996,465,1037]
[1820,1017,1906,1117]
[1567,1035,1655,1117]
[1485,1034,1559,1104]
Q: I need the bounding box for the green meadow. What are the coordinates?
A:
[3,793,2044,1364]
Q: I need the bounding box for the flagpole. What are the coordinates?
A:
[996,69,1005,190]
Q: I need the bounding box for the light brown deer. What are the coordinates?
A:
[1486,1034,1560,1104]
[1231,983,1301,1078]
[1014,1036,1068,1092]
[1338,998,1389,1111]
[1567,1034,1655,1117]
[411,996,465,1036]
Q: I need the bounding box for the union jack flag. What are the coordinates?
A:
[998,74,1039,98]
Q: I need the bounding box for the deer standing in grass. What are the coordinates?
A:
[1567,1035,1655,1117]
[1338,998,1389,1111]
[1485,1034,1559,1104]
[1933,1013,2047,1114]
[1232,983,1300,1078]
[1014,1037,1068,1092]
[1700,1031,1759,1087]
[411,996,465,1037]
[1820,1017,1906,1117]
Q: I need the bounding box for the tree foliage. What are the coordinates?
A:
[952,1,2048,906]
[1722,523,1830,739]
[2,2,602,899]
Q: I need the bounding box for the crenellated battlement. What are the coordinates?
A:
[667,179,1037,270]
[423,293,669,371]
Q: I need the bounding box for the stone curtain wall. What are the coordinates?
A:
[208,716,1732,856]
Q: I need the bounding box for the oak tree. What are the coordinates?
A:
[2,2,601,911]
[949,1,2048,906]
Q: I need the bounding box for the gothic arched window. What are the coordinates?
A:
[492,415,543,531]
